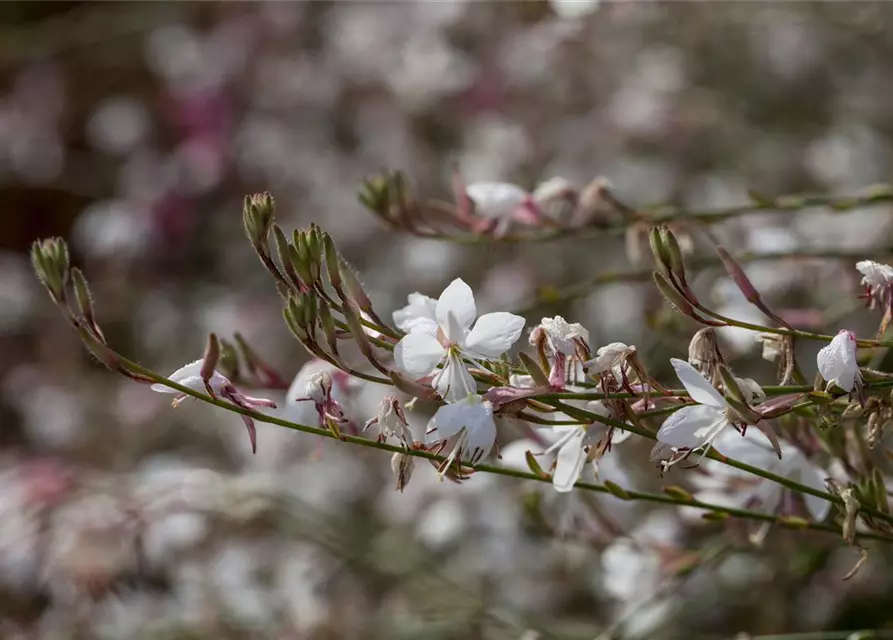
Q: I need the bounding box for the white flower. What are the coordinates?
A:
[656,359,766,455]
[151,357,276,454]
[856,260,893,288]
[465,182,528,220]
[584,342,635,381]
[817,330,860,392]
[533,316,589,356]
[531,177,575,203]
[393,292,438,336]
[394,278,525,402]
[546,401,631,492]
[151,359,229,396]
[426,393,497,465]
[365,395,412,447]
[694,429,830,521]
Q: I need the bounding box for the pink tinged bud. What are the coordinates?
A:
[482,385,548,411]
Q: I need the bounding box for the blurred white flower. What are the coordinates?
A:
[693,429,830,521]
[857,260,893,312]
[817,330,860,392]
[394,278,525,402]
[466,181,528,219]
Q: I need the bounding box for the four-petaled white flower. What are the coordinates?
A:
[152,358,276,454]
[533,316,589,356]
[426,393,497,466]
[692,429,830,521]
[545,401,632,492]
[394,278,525,402]
[656,358,770,456]
[817,330,860,392]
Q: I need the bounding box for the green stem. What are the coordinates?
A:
[429,188,893,245]
[125,356,893,543]
[545,399,893,527]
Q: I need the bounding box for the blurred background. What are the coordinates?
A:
[3,2,893,638]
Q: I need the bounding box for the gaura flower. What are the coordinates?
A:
[394,278,525,402]
[817,330,861,393]
[655,359,773,458]
[530,316,590,387]
[293,370,349,429]
[856,260,893,310]
[466,182,530,220]
[692,429,830,521]
[585,342,636,380]
[426,393,497,467]
[152,358,276,454]
[544,401,632,493]
[365,395,412,447]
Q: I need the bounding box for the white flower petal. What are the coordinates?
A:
[539,316,589,355]
[433,352,476,402]
[817,331,858,392]
[657,404,728,449]
[856,260,893,287]
[400,317,439,337]
[466,181,528,219]
[151,359,203,392]
[464,312,526,358]
[670,358,728,409]
[393,292,437,332]
[436,278,476,341]
[426,395,496,460]
[151,359,229,394]
[394,332,446,379]
[587,342,633,373]
[552,428,588,493]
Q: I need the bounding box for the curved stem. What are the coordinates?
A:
[124,355,893,542]
[425,187,893,245]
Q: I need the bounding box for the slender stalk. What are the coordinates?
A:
[124,355,893,543]
[425,187,893,245]
[514,247,893,315]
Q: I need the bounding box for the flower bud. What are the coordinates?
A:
[391,451,415,492]
[649,226,672,276]
[201,333,220,390]
[31,237,71,304]
[358,174,392,217]
[272,224,299,286]
[71,266,99,334]
[317,299,339,355]
[653,271,695,316]
[660,225,687,281]
[688,328,722,381]
[323,232,342,291]
[243,193,275,246]
[342,261,373,311]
